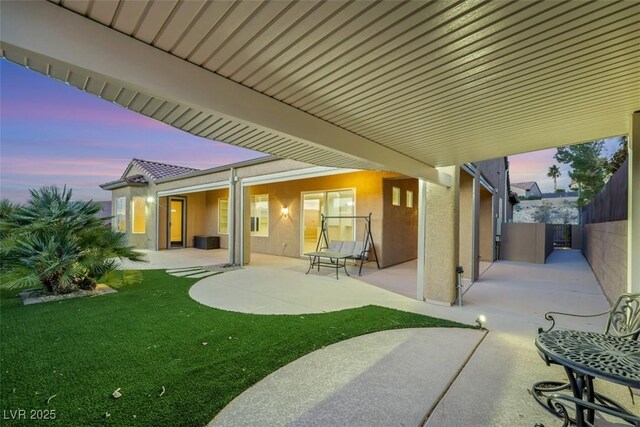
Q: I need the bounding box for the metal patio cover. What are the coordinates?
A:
[1,0,638,185]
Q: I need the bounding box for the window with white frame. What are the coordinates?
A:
[115,197,126,232]
[131,196,146,234]
[219,198,229,234]
[250,194,269,237]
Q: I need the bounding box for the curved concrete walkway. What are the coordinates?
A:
[210,328,485,427]
[190,254,417,315]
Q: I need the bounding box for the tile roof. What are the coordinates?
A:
[511,181,538,190]
[99,174,148,189]
[128,158,199,181]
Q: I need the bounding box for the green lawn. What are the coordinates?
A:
[1,270,467,426]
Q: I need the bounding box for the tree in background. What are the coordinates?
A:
[532,201,557,223]
[547,165,561,192]
[554,141,607,207]
[605,136,628,176]
[0,186,144,294]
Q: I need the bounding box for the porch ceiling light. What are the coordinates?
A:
[146,196,155,203]
[475,314,486,329]
[281,206,289,217]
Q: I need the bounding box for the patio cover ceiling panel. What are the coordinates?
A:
[0,42,379,173]
[4,1,640,171]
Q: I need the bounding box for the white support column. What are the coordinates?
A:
[238,180,251,266]
[239,182,244,266]
[628,111,639,293]
[417,179,427,301]
[228,169,236,265]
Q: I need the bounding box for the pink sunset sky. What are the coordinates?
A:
[0,59,624,202]
[0,60,264,202]
[509,138,621,194]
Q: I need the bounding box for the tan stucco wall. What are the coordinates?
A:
[500,223,551,264]
[382,177,418,267]
[424,166,459,305]
[479,187,494,262]
[583,221,627,304]
[205,189,230,248]
[157,189,229,249]
[246,170,398,265]
[111,185,155,249]
[458,171,474,279]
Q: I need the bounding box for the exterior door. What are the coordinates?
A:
[169,198,185,248]
[301,189,355,255]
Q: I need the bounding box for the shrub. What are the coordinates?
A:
[0,186,144,294]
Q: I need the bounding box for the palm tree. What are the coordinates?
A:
[547,165,561,192]
[0,186,144,294]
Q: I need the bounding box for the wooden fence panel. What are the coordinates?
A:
[581,159,628,224]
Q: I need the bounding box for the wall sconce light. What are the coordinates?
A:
[146,196,155,203]
[281,206,289,218]
[475,314,486,329]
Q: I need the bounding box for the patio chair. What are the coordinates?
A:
[537,292,640,338]
[532,293,640,425]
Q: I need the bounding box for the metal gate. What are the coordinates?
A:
[552,224,572,248]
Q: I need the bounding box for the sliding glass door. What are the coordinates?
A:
[301,189,355,255]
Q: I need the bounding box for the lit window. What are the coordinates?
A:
[406,190,414,208]
[392,187,401,206]
[131,196,146,234]
[219,198,229,234]
[250,194,269,237]
[115,197,126,232]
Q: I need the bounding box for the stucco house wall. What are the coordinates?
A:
[382,177,418,267]
[110,184,156,249]
[157,188,230,250]
[246,170,405,267]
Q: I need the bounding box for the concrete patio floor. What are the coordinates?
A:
[124,248,638,425]
[118,248,229,269]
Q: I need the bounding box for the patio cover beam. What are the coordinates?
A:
[0,0,451,187]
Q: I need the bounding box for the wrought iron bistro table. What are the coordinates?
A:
[533,329,640,426]
[303,251,351,280]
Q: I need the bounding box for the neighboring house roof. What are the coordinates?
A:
[511,181,538,191]
[125,158,199,181]
[99,174,149,190]
[100,158,199,190]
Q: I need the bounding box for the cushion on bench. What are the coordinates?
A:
[327,241,343,253]
[325,240,369,260]
[340,241,356,256]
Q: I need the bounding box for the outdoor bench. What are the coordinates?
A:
[322,240,370,275]
[303,241,370,280]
